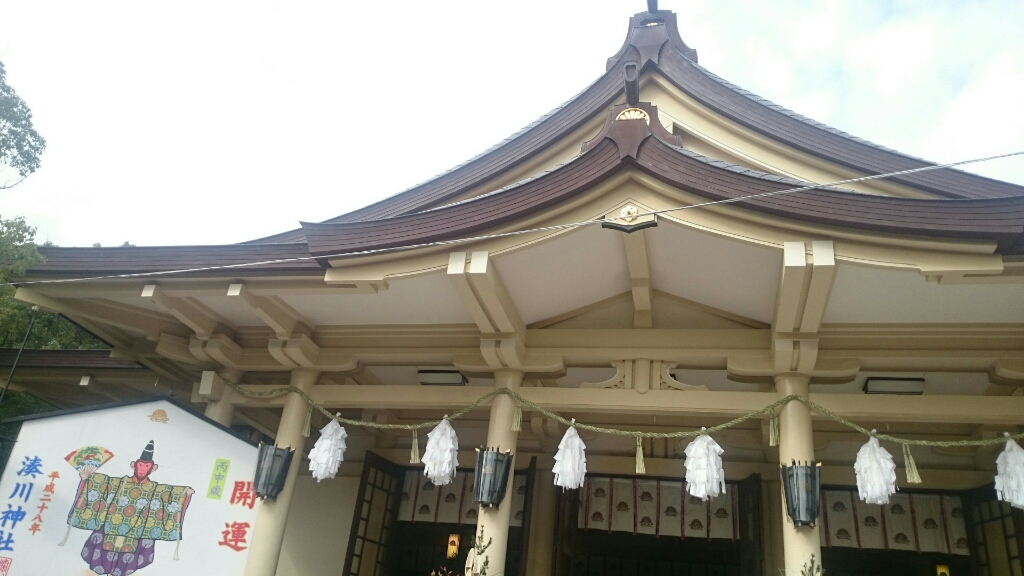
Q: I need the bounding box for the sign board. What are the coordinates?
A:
[0,399,260,576]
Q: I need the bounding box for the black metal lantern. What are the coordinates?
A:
[254,443,294,501]
[473,448,513,508]
[780,460,821,526]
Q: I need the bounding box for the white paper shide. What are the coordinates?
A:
[423,416,459,486]
[308,417,348,482]
[996,434,1024,509]
[553,421,587,490]
[854,434,897,504]
[683,430,725,501]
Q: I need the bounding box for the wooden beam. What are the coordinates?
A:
[773,242,808,334]
[770,241,838,374]
[448,252,495,333]
[621,229,653,328]
[448,251,528,369]
[466,251,524,335]
[225,386,1024,426]
[799,241,836,333]
[228,283,311,339]
[142,284,219,339]
[15,287,186,340]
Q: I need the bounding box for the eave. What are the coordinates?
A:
[29,243,323,277]
[300,104,1024,259]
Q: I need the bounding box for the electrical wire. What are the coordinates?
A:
[8,149,1024,287]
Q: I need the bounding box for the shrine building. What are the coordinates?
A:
[5,5,1024,576]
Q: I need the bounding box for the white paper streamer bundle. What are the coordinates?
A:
[854,433,897,504]
[308,417,348,482]
[422,416,459,486]
[683,428,725,501]
[553,419,587,490]
[996,433,1024,509]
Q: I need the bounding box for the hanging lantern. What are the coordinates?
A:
[473,448,513,508]
[446,533,461,559]
[254,443,294,500]
[995,433,1024,509]
[780,461,821,526]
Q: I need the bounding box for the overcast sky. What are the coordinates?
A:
[1,0,1022,247]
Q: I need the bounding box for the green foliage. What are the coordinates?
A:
[0,215,41,279]
[0,215,107,349]
[0,61,46,186]
[0,392,56,476]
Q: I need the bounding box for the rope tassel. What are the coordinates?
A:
[903,443,922,484]
[410,429,420,464]
[635,435,646,475]
[769,410,780,447]
[512,404,522,432]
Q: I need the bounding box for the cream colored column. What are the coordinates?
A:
[202,369,244,426]
[244,369,319,576]
[762,477,785,576]
[527,470,557,575]
[775,373,820,575]
[476,369,523,573]
[204,386,239,426]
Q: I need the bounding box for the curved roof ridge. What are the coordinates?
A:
[247,8,1023,246]
[243,71,619,245]
[655,46,1023,199]
[414,150,590,214]
[378,138,869,224]
[686,62,916,159]
[684,60,1024,192]
[661,141,864,195]
[384,77,604,208]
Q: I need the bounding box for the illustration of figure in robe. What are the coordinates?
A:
[62,441,194,575]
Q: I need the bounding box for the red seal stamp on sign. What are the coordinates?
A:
[0,556,13,576]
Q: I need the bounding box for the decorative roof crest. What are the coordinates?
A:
[607,8,698,70]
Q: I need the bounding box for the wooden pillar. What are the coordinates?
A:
[244,368,319,576]
[762,477,786,576]
[202,369,244,427]
[527,469,557,575]
[774,373,821,575]
[475,369,522,573]
[204,386,238,426]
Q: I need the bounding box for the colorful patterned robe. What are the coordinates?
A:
[68,472,192,573]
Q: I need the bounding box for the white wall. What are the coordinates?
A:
[0,400,259,576]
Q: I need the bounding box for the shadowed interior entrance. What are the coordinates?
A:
[343,452,536,576]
